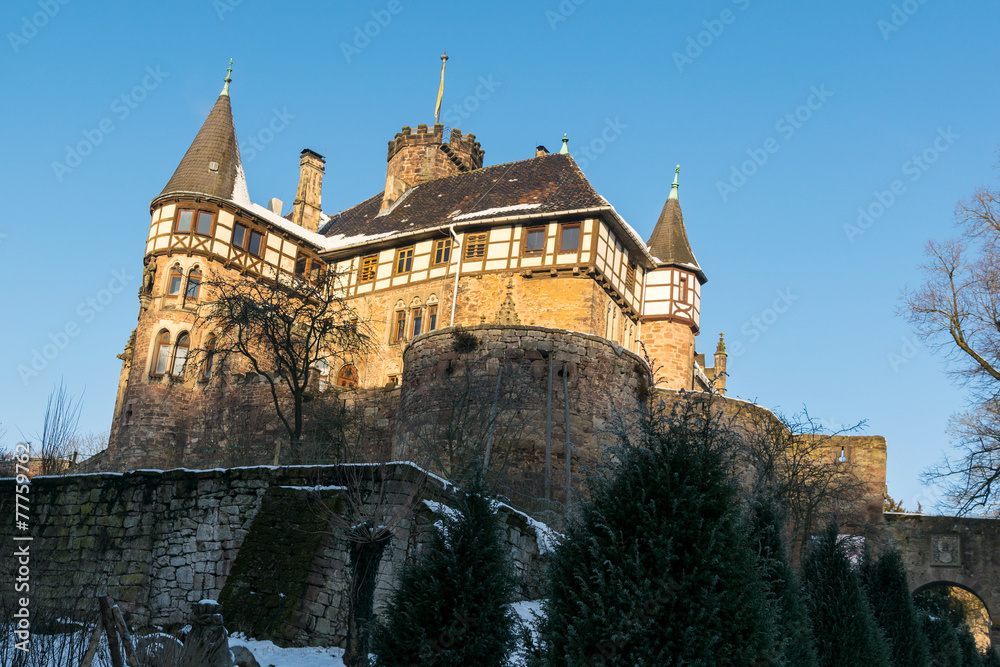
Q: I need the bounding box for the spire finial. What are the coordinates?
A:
[716,332,726,354]
[668,164,680,200]
[221,58,233,96]
[559,133,570,155]
[434,50,448,124]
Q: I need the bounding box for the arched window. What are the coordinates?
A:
[167,264,183,297]
[410,297,424,338]
[316,358,329,391]
[426,294,439,331]
[202,334,216,380]
[185,266,202,301]
[337,365,359,388]
[391,301,407,343]
[172,333,190,377]
[152,331,171,376]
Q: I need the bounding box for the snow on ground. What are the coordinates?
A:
[0,601,546,666]
[229,633,346,666]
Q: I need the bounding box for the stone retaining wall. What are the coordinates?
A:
[0,463,549,647]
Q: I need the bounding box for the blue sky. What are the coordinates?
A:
[1,0,997,509]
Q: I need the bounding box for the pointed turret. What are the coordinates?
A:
[158,61,250,207]
[646,166,705,283]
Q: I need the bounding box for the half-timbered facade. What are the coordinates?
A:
[108,72,726,464]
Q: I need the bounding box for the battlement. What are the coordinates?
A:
[386,123,484,171]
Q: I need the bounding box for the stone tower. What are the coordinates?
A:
[640,166,706,390]
[109,65,254,465]
[381,123,484,210]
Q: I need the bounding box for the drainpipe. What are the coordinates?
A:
[448,225,462,327]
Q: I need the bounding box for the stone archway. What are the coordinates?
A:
[884,513,1000,647]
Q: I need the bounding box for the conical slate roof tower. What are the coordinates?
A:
[158,61,250,207]
[646,166,705,283]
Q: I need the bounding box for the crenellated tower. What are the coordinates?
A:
[640,166,707,390]
[381,124,484,210]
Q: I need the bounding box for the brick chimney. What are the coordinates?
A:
[292,149,325,232]
[381,124,484,211]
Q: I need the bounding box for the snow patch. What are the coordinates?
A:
[450,203,542,221]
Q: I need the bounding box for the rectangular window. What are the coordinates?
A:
[168,271,183,296]
[433,239,452,266]
[185,275,201,300]
[395,247,414,274]
[295,255,308,275]
[625,260,636,292]
[559,224,580,253]
[196,211,214,236]
[392,310,407,343]
[412,309,423,337]
[679,275,689,302]
[524,227,545,254]
[359,254,377,283]
[248,231,263,256]
[428,305,438,331]
[175,210,194,233]
[232,223,247,249]
[465,232,487,260]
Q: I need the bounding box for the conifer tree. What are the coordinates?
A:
[983,647,1000,667]
[958,628,984,667]
[921,615,962,667]
[535,399,779,666]
[748,494,818,667]
[860,548,930,667]
[802,521,891,667]
[371,464,517,667]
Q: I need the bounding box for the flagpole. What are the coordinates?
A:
[434,50,448,124]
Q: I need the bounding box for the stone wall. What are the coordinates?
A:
[0,463,549,647]
[396,325,648,508]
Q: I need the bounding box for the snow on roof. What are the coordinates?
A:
[450,203,542,221]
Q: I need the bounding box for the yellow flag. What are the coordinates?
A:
[435,52,448,123]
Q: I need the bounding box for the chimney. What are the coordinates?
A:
[535,145,549,157]
[267,198,283,216]
[292,149,325,232]
[381,124,484,211]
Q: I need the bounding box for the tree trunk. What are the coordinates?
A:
[343,535,391,667]
[98,595,124,667]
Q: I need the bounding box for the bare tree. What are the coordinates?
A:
[736,407,873,561]
[198,265,372,457]
[32,379,83,476]
[903,174,1000,514]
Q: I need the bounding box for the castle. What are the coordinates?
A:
[105,64,882,513]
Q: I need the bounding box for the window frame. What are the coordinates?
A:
[625,260,636,293]
[231,222,264,257]
[395,247,415,275]
[358,254,378,283]
[427,304,438,331]
[464,232,487,260]
[167,267,183,297]
[432,239,452,266]
[337,364,359,388]
[152,331,171,377]
[171,333,190,377]
[558,223,581,253]
[391,310,407,343]
[185,268,202,301]
[678,275,689,303]
[195,210,215,237]
[523,226,546,254]
[411,308,423,338]
[202,334,216,381]
[174,209,195,234]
